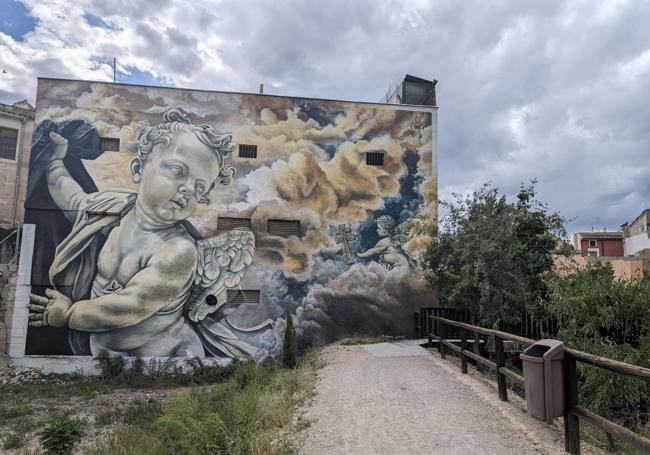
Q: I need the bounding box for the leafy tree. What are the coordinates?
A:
[424,181,567,328]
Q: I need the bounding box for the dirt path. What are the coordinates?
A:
[300,343,603,455]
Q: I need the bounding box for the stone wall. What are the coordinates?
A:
[0,108,33,227]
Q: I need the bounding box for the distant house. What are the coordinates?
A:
[573,231,624,257]
[622,209,650,256]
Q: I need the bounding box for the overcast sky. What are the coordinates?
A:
[1,0,649,235]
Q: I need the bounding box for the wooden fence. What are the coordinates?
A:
[429,315,650,455]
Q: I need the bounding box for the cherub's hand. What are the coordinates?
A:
[49,132,69,161]
[29,289,72,328]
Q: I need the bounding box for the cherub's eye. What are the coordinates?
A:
[169,165,183,176]
[195,183,206,194]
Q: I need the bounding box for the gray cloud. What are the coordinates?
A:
[1,0,649,233]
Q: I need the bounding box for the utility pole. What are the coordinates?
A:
[113,58,116,83]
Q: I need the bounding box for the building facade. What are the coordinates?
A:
[622,209,650,256]
[0,101,34,228]
[6,78,437,364]
[573,231,624,257]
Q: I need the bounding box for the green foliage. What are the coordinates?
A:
[424,181,567,326]
[122,399,163,427]
[282,306,298,369]
[37,416,86,455]
[545,264,650,433]
[96,352,126,380]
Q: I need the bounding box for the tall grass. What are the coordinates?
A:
[88,350,321,455]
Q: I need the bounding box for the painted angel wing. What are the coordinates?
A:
[393,219,413,245]
[186,230,255,322]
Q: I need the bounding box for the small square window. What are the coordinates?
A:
[239,144,258,159]
[268,219,300,237]
[365,152,384,166]
[100,137,120,152]
[588,240,597,247]
[226,289,261,304]
[0,127,18,160]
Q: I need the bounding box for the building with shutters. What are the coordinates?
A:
[4,77,437,369]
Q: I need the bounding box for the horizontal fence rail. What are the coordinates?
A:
[429,315,650,454]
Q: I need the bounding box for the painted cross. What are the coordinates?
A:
[333,224,356,265]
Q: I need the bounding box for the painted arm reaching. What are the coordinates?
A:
[29,238,197,331]
[45,132,88,217]
[356,237,391,258]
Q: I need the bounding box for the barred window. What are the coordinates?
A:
[267,219,300,237]
[238,144,258,159]
[226,289,261,304]
[217,217,252,233]
[365,152,384,166]
[0,127,18,160]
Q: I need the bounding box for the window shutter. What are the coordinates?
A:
[267,219,300,237]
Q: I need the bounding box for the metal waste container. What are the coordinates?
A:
[520,339,564,423]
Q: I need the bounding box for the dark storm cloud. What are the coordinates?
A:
[1,0,649,233]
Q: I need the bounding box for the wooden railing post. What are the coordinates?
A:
[440,320,446,359]
[460,328,468,374]
[495,336,507,401]
[564,355,580,455]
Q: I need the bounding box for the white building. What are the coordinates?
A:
[622,209,650,256]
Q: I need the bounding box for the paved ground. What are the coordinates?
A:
[300,342,603,455]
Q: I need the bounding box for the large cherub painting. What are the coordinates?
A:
[27,109,270,357]
[23,80,437,359]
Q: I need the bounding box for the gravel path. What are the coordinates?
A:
[300,343,603,455]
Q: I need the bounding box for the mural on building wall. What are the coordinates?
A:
[23,80,437,359]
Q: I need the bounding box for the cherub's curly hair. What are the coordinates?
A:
[127,108,235,202]
[376,215,397,234]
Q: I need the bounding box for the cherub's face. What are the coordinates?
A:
[136,131,220,224]
[377,225,388,237]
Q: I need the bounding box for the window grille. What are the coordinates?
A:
[267,219,301,237]
[0,127,18,160]
[217,217,252,233]
[365,152,384,166]
[100,137,120,152]
[239,144,258,159]
[226,289,261,304]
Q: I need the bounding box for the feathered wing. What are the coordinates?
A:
[187,230,255,322]
[185,230,273,358]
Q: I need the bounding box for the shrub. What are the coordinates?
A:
[282,307,297,369]
[37,416,86,455]
[96,353,126,380]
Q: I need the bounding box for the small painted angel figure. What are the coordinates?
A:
[28,109,271,358]
[356,215,416,270]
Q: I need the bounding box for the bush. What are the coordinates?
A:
[282,307,297,369]
[96,353,126,380]
[37,416,86,455]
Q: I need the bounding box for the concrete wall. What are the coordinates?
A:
[624,232,650,256]
[0,263,18,353]
[554,255,644,281]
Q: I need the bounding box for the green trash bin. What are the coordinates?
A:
[520,339,564,423]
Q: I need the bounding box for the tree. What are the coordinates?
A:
[282,306,297,369]
[424,181,567,328]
